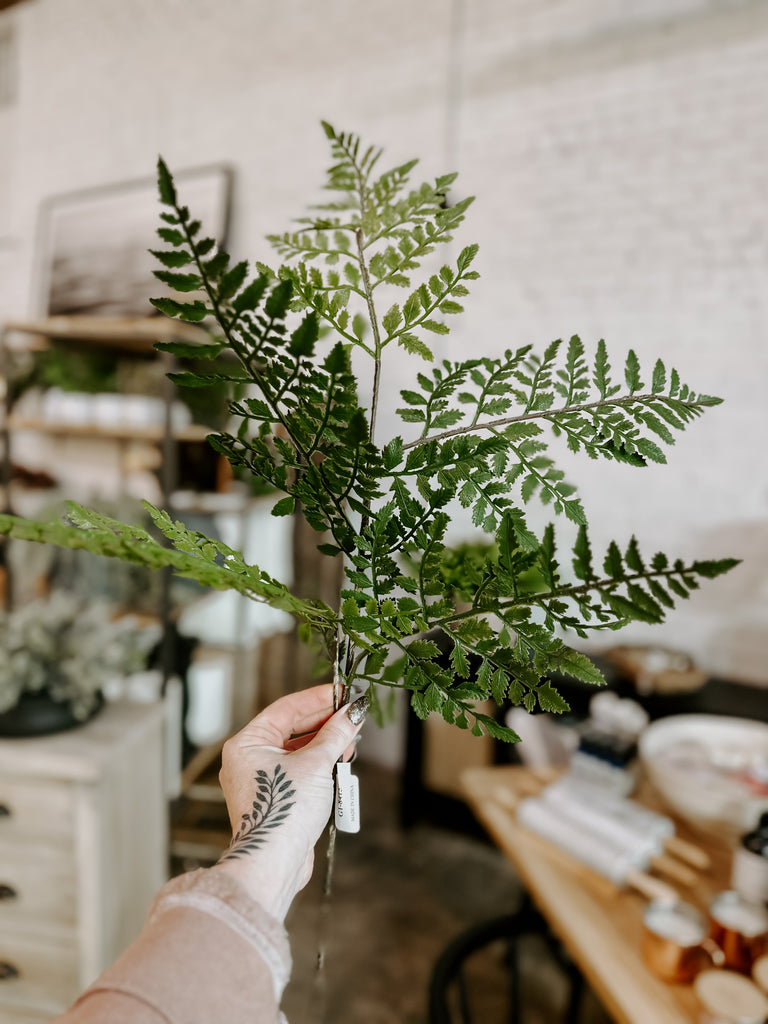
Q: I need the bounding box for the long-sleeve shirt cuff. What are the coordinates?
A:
[55,867,292,1024]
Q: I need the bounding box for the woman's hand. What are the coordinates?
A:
[213,684,368,921]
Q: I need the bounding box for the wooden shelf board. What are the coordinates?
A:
[2,316,209,354]
[169,489,250,515]
[7,415,210,443]
[184,783,226,804]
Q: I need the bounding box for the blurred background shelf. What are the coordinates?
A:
[2,316,208,353]
[0,314,259,775]
[6,415,210,443]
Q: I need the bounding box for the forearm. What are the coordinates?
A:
[54,868,291,1024]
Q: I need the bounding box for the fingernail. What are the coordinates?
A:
[345,694,369,726]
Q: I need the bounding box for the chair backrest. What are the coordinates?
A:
[428,912,526,1024]
[428,905,585,1024]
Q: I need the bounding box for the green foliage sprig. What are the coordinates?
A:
[0,124,737,740]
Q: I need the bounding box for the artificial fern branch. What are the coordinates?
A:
[401,389,717,450]
[0,505,335,631]
[400,368,719,453]
[0,124,737,743]
[426,557,740,632]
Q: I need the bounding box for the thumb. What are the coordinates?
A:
[303,694,368,768]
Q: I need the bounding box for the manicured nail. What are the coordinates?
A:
[346,694,369,726]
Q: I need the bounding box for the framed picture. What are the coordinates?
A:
[35,164,232,318]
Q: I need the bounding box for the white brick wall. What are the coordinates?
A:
[1,0,766,689]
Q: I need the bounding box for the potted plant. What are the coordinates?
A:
[0,593,160,737]
[0,124,737,743]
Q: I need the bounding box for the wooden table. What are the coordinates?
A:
[461,765,733,1024]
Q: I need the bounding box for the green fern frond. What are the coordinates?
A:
[0,128,737,743]
[0,505,333,630]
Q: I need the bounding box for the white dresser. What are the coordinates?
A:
[0,701,168,1022]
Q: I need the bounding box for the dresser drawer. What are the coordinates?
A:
[0,843,77,935]
[0,931,79,1014]
[0,1007,56,1023]
[0,778,75,844]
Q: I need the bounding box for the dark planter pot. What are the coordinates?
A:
[0,691,104,738]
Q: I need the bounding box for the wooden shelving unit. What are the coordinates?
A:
[0,315,263,870]
[0,314,221,642]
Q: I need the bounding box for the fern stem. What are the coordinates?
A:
[388,265,465,354]
[523,353,553,413]
[365,200,436,249]
[470,570,498,608]
[345,648,368,684]
[487,426,556,506]
[272,361,302,404]
[337,445,362,505]
[306,369,341,458]
[288,275,374,355]
[401,392,706,451]
[355,228,383,445]
[426,563,705,631]
[388,501,439,553]
[469,356,525,428]
[244,363,355,545]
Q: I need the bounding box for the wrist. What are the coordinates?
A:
[212,855,297,923]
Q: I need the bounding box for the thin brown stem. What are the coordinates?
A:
[425,564,702,633]
[313,627,346,1022]
[401,392,701,451]
[355,228,382,446]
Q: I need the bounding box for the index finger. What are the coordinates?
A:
[236,683,336,749]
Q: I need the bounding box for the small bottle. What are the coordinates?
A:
[732,813,768,908]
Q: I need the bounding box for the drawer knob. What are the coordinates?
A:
[0,885,16,901]
[0,962,18,980]
[0,805,10,818]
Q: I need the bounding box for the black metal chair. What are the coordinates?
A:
[428,897,585,1024]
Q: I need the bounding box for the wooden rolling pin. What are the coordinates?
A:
[493,788,678,903]
[536,781,697,887]
[540,776,711,872]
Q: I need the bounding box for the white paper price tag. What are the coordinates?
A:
[335,762,360,833]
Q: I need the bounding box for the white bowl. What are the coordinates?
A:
[639,714,768,839]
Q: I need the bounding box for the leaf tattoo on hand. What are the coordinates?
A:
[220,764,296,861]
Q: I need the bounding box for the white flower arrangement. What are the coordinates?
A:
[0,593,161,721]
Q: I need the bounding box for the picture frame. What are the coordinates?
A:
[35,164,232,318]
